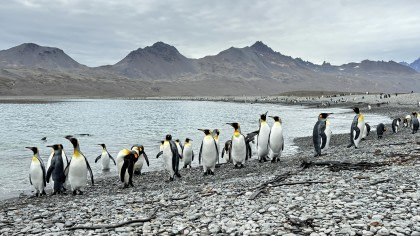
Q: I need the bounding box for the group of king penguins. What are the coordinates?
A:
[26,108,419,197]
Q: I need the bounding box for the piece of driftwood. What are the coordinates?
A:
[271,181,329,187]
[65,208,158,231]
[370,179,391,185]
[300,160,388,172]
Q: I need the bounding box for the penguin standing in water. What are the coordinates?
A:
[361,123,371,140]
[132,145,149,175]
[376,123,387,139]
[159,134,181,181]
[347,107,365,149]
[116,148,139,188]
[198,129,219,175]
[227,123,247,168]
[391,118,401,133]
[26,147,46,196]
[411,112,419,134]
[313,113,330,157]
[182,138,194,168]
[268,116,284,162]
[65,136,94,195]
[257,112,270,162]
[95,144,116,171]
[221,140,232,163]
[46,144,66,195]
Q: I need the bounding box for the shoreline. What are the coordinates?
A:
[0,101,419,234]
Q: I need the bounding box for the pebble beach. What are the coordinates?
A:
[0,94,419,235]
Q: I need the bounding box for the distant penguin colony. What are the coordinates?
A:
[25,106,419,197]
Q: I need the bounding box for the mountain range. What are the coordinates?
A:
[400,58,420,72]
[0,41,419,96]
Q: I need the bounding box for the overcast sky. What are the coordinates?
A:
[1,0,419,66]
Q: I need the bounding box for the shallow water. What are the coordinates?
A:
[0,99,390,199]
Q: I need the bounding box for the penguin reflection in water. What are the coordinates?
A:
[347,107,365,149]
[116,148,140,188]
[156,134,182,181]
[65,136,94,195]
[198,129,219,175]
[312,113,332,157]
[26,147,47,197]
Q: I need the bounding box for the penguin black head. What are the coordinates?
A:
[65,136,79,148]
[160,140,164,145]
[260,111,268,121]
[165,134,172,141]
[185,138,192,143]
[215,129,220,136]
[412,112,418,117]
[319,113,331,119]
[46,144,63,150]
[353,107,360,114]
[131,145,145,155]
[226,123,240,130]
[175,139,180,143]
[269,116,281,122]
[98,144,106,148]
[198,129,211,135]
[25,147,39,155]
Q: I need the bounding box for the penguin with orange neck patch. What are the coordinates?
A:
[257,112,270,162]
[227,123,247,168]
[347,107,365,149]
[116,147,140,188]
[65,136,94,195]
[268,116,284,162]
[26,147,46,197]
[46,144,66,195]
[198,129,219,175]
[313,113,331,157]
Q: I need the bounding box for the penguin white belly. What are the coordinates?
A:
[323,123,332,150]
[101,152,111,170]
[68,157,88,191]
[134,157,144,172]
[223,150,231,163]
[163,144,174,178]
[257,124,270,158]
[361,124,368,139]
[353,119,365,148]
[269,125,284,157]
[182,145,193,166]
[46,152,54,188]
[30,161,44,193]
[231,136,246,165]
[176,144,183,158]
[202,138,217,172]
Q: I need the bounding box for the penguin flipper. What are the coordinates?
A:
[120,161,128,182]
[353,126,361,140]
[144,152,150,166]
[320,132,327,149]
[199,141,203,165]
[213,139,219,162]
[29,174,32,185]
[46,159,55,183]
[82,154,94,186]
[156,151,163,159]
[95,155,101,163]
[109,154,117,165]
[192,151,195,161]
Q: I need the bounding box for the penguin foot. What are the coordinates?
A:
[35,193,39,197]
[134,171,141,175]
[72,190,77,195]
[123,184,129,189]
[203,172,208,176]
[41,190,46,196]
[233,164,239,169]
[175,173,181,178]
[210,171,215,175]
[347,144,353,148]
[169,177,174,181]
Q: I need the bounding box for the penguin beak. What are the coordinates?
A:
[64,135,73,140]
[226,123,233,127]
[46,145,53,148]
[25,147,32,150]
[265,111,268,116]
[198,129,205,132]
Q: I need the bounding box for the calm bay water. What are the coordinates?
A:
[0,99,390,199]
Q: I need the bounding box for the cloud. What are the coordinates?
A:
[1,0,419,66]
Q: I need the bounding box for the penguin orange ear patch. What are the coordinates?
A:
[139,148,142,152]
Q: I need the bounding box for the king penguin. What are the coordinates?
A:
[175,139,183,159]
[45,144,66,195]
[411,112,419,134]
[65,136,94,195]
[160,134,182,181]
[198,129,219,175]
[26,147,46,197]
[323,115,332,151]
[313,113,330,157]
[257,112,270,162]
[212,129,221,164]
[116,148,139,188]
[221,140,232,163]
[391,118,401,133]
[361,123,371,140]
[268,116,284,162]
[227,123,247,168]
[95,144,116,171]
[182,138,194,168]
[376,123,387,139]
[347,107,365,149]
[132,145,149,175]
[46,145,69,189]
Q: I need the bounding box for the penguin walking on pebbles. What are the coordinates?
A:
[361,123,371,140]
[313,113,330,157]
[46,146,69,189]
[227,123,247,168]
[257,112,270,162]
[26,147,46,197]
[391,118,401,134]
[347,107,365,149]
[132,145,149,175]
[411,112,419,134]
[376,123,387,139]
[198,129,219,175]
[116,148,139,188]
[182,138,194,168]
[95,144,116,171]
[65,136,94,195]
[46,144,66,195]
[159,134,182,181]
[268,116,284,162]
